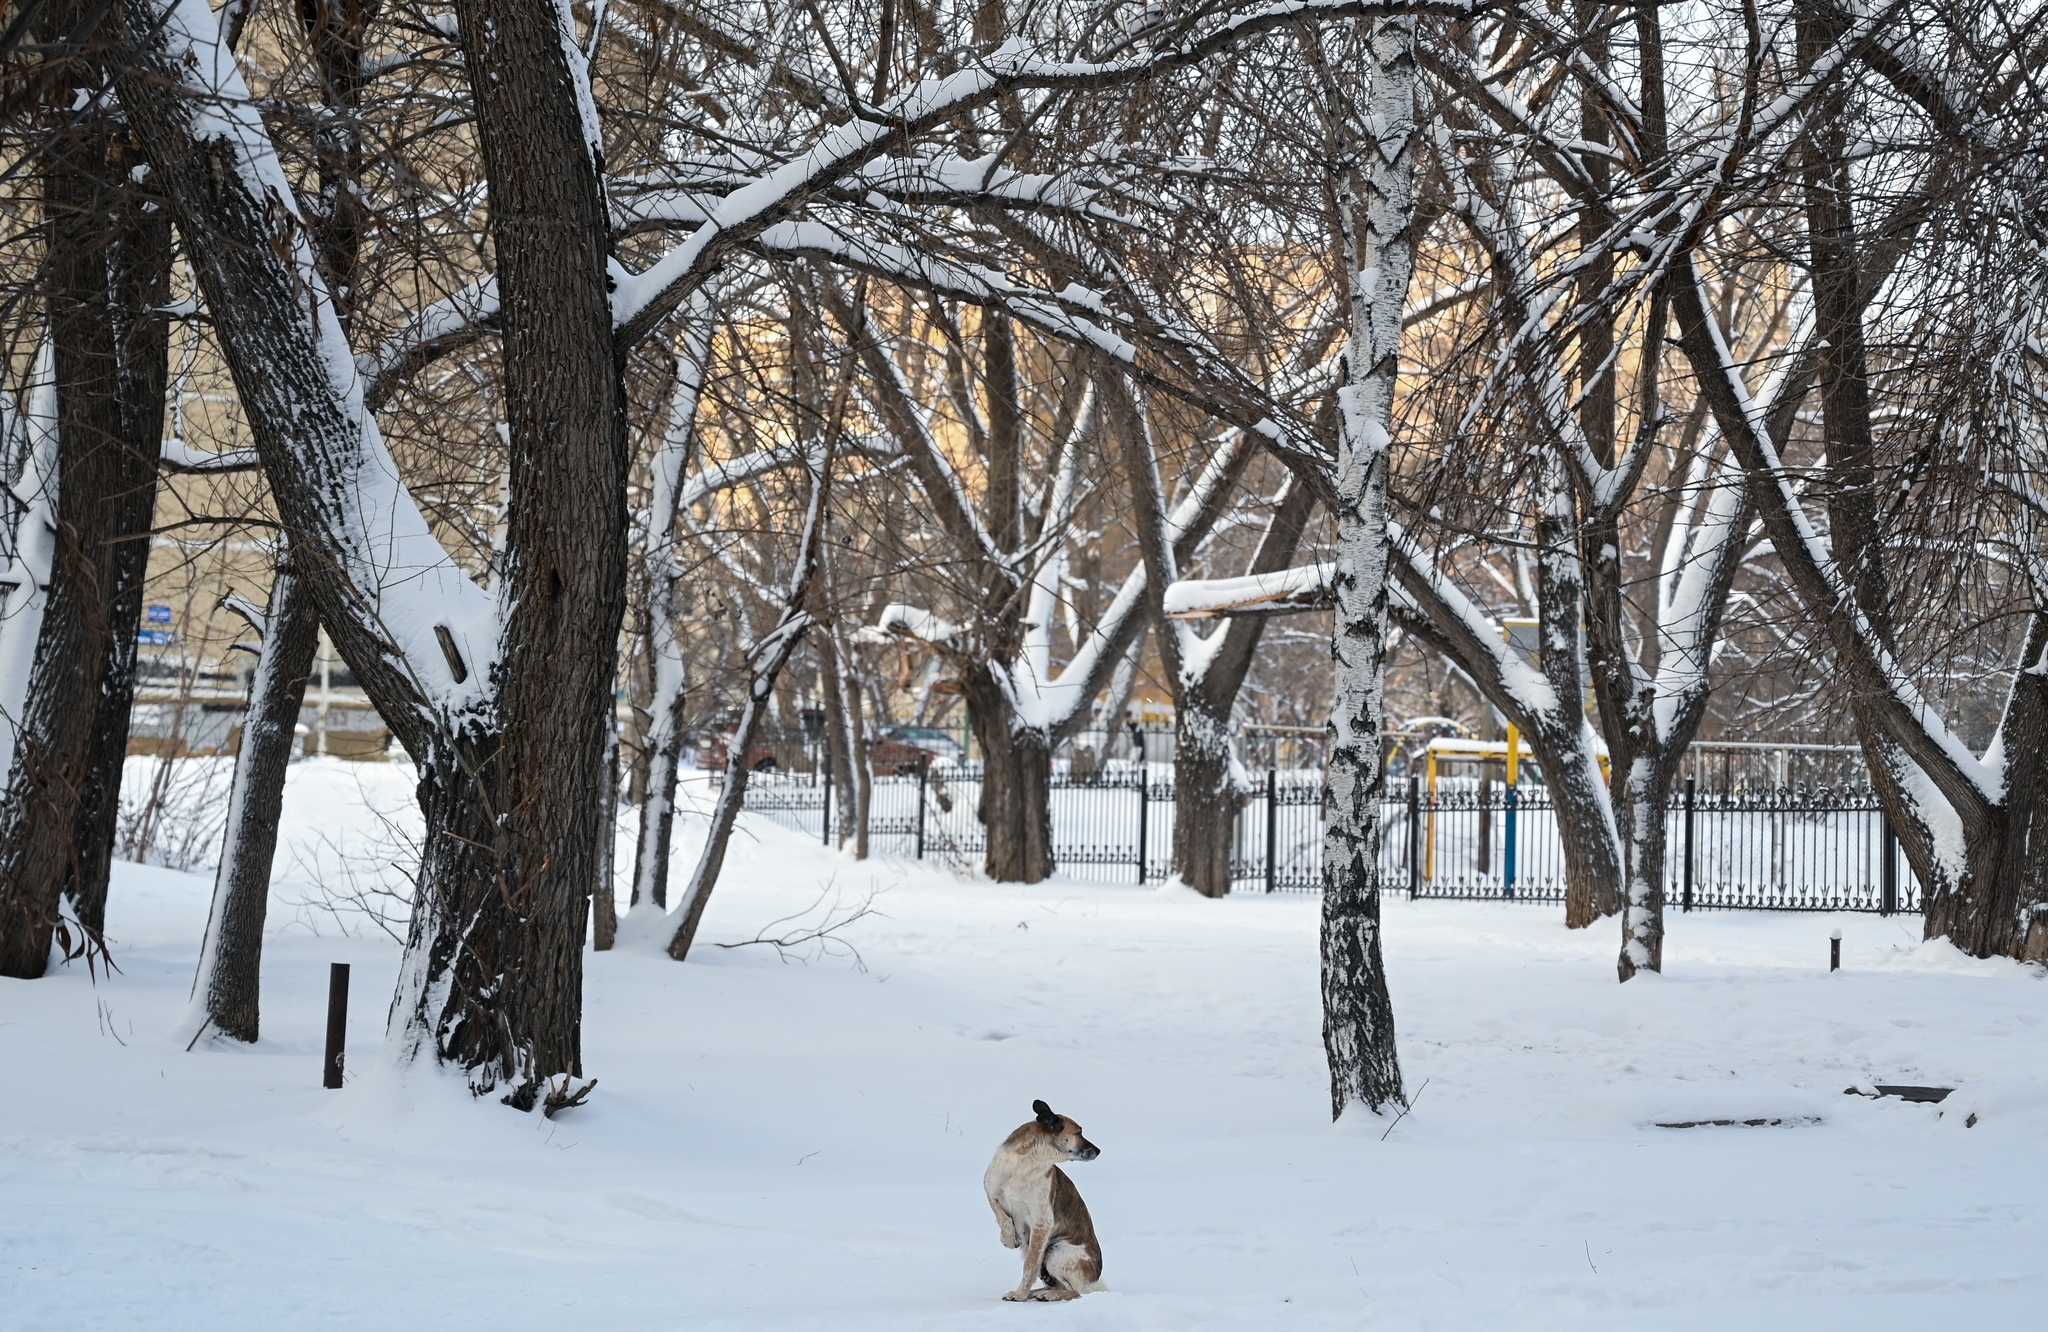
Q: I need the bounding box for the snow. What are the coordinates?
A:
[143,0,501,723]
[872,603,961,646]
[6,763,2047,1328]
[159,436,261,472]
[1163,561,1335,617]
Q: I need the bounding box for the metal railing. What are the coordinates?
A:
[739,767,1922,913]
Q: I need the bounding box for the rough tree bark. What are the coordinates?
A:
[112,0,621,1106]
[1167,482,1314,898]
[420,0,627,1104]
[185,0,372,1027]
[965,662,1057,883]
[665,460,833,961]
[819,626,860,850]
[1111,377,1317,897]
[963,314,1056,882]
[0,24,171,976]
[186,556,320,1041]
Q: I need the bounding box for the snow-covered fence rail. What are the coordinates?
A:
[740,770,1923,912]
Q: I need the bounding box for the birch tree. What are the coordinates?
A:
[1314,16,1415,1116]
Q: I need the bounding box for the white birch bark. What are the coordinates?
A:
[1320,17,1413,1118]
[629,309,715,914]
[0,349,57,787]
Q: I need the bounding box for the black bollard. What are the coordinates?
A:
[323,963,350,1089]
[1829,930,1841,974]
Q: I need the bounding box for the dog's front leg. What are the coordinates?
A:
[1003,1226,1050,1301]
[988,1196,1019,1249]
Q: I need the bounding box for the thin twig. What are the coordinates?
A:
[710,878,884,970]
[1379,1078,1429,1141]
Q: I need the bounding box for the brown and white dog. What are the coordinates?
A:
[983,1099,1104,1302]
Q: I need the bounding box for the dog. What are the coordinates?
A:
[983,1099,1104,1301]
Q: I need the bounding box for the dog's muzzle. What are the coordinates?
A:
[1077,1143,1100,1161]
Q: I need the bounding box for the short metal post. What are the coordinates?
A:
[1135,769,1149,885]
[322,963,349,1089]
[821,760,832,846]
[1264,768,1278,894]
[915,760,928,859]
[1880,814,1897,916]
[1830,930,1842,973]
[1504,783,1519,897]
[1682,777,1696,913]
[1406,775,1421,899]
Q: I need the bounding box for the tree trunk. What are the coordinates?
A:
[402,0,627,1106]
[593,725,620,950]
[112,0,617,1104]
[629,628,687,910]
[846,637,873,861]
[1532,454,1625,928]
[1319,16,1413,1118]
[820,632,857,849]
[627,305,714,915]
[0,88,170,977]
[188,556,319,1041]
[1171,699,1236,896]
[665,610,819,961]
[667,467,833,962]
[967,664,1054,883]
[180,0,371,1012]
[1615,751,1675,980]
[1389,554,1625,933]
[1916,624,2048,958]
[1165,477,1317,898]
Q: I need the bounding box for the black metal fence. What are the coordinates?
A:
[739,767,1922,913]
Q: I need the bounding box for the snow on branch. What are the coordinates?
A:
[610,0,1485,346]
[366,277,500,409]
[1386,521,1562,723]
[771,222,1320,474]
[1164,562,1335,618]
[121,0,499,730]
[161,437,261,473]
[1673,255,2002,808]
[869,604,961,647]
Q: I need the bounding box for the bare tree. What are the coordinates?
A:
[0,0,172,977]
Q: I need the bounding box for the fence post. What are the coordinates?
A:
[1881,812,1897,916]
[1406,774,1420,900]
[1683,777,1696,913]
[1504,781,1518,897]
[1264,767,1278,894]
[821,761,832,846]
[1135,768,1149,885]
[322,963,349,1089]
[915,760,928,860]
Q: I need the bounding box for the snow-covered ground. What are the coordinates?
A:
[6,760,2046,1329]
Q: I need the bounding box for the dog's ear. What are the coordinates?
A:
[1032,1099,1059,1129]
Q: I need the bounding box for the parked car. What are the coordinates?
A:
[695,710,817,773]
[876,726,966,773]
[696,729,781,772]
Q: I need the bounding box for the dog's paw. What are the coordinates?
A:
[999,1232,1021,1249]
[1002,1290,1034,1302]
[1029,1288,1079,1302]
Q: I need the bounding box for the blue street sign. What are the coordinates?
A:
[145,604,172,623]
[137,629,177,647]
